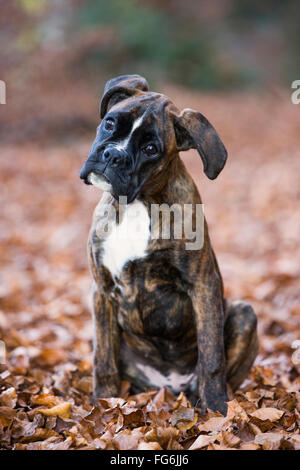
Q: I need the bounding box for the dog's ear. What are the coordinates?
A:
[100,74,149,118]
[173,108,227,180]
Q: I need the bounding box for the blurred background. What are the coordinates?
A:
[0,1,300,449]
[0,0,300,141]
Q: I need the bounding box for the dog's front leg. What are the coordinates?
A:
[92,286,121,402]
[191,276,228,415]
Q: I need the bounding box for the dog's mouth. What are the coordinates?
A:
[87,172,112,192]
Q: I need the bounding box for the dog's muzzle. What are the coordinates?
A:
[79,159,112,188]
[79,145,131,193]
[80,145,129,178]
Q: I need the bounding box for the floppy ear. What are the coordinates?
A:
[173,108,227,180]
[100,74,149,118]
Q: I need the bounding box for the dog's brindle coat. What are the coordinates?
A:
[80,75,258,415]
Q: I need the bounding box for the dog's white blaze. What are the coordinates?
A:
[115,116,144,151]
[136,363,195,393]
[88,172,112,192]
[102,200,150,278]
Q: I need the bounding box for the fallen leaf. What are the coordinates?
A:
[250,408,284,422]
[198,416,229,433]
[39,402,72,418]
[0,387,17,408]
[189,434,219,449]
[254,432,286,450]
[170,406,198,431]
[220,430,242,448]
[138,441,163,450]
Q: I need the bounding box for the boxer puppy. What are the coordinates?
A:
[79,75,258,414]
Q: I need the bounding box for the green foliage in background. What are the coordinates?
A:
[74,0,245,90]
[12,0,300,91]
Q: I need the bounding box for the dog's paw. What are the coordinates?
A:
[198,389,229,416]
[92,374,121,404]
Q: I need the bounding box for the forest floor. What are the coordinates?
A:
[0,87,300,450]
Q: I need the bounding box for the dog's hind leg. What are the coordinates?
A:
[224,301,258,391]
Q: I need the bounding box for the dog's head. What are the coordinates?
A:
[79,74,227,203]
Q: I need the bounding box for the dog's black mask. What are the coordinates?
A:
[79,74,227,203]
[79,98,167,203]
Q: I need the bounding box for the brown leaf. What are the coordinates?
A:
[239,441,260,450]
[144,426,179,449]
[254,432,287,450]
[198,416,229,433]
[31,393,62,407]
[0,406,17,427]
[11,414,44,439]
[0,387,17,408]
[98,397,126,409]
[250,407,284,422]
[113,428,144,450]
[153,387,175,410]
[54,416,77,433]
[220,430,242,448]
[226,399,249,421]
[173,391,192,409]
[26,436,73,450]
[170,406,197,431]
[76,376,92,394]
[289,434,300,450]
[34,349,66,367]
[138,441,163,450]
[39,402,72,418]
[19,430,63,445]
[189,434,219,450]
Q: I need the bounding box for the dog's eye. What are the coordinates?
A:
[142,144,158,156]
[104,118,115,132]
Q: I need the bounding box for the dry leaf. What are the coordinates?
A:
[254,432,286,450]
[170,406,198,431]
[39,402,72,418]
[220,430,241,448]
[198,416,229,433]
[189,434,219,450]
[138,441,163,450]
[31,394,62,407]
[0,387,17,408]
[250,408,284,422]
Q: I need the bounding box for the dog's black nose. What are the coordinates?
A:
[103,148,123,167]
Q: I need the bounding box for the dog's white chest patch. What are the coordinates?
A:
[101,200,150,278]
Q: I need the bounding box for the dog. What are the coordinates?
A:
[79,75,258,415]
